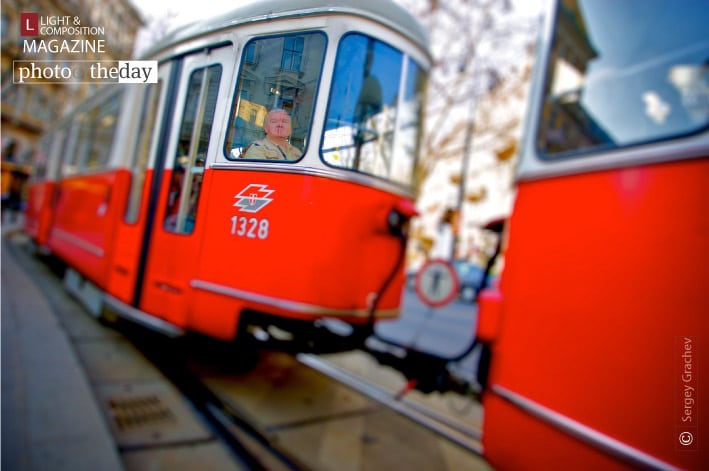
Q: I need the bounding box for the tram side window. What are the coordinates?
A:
[85,93,121,170]
[73,112,93,172]
[125,82,161,224]
[60,119,81,176]
[66,92,122,173]
[537,0,709,158]
[164,65,222,234]
[31,133,54,181]
[225,32,327,160]
[321,33,426,187]
[35,129,68,180]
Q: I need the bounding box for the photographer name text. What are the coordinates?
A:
[680,337,695,424]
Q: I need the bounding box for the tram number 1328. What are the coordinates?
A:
[230,216,270,240]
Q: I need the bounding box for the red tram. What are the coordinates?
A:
[476,0,708,469]
[24,0,430,351]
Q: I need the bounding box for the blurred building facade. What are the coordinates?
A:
[396,0,541,271]
[1,0,143,163]
[410,62,532,269]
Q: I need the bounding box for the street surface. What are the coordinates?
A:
[3,231,489,470]
[375,289,481,385]
[378,290,477,357]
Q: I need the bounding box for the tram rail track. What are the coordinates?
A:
[297,353,484,456]
[125,325,489,470]
[195,351,487,470]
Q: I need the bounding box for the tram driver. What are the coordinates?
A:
[237,109,301,160]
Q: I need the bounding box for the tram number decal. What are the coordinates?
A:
[230,216,269,240]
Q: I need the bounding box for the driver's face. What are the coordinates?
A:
[265,111,292,138]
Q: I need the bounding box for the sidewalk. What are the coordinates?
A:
[1,221,124,471]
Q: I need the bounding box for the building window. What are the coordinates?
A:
[244,42,256,63]
[280,36,304,71]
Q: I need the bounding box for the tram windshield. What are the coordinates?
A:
[538,0,709,158]
[322,33,426,187]
[226,32,327,160]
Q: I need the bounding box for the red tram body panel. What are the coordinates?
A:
[133,169,407,339]
[192,172,406,314]
[23,180,55,245]
[481,158,708,470]
[477,0,708,469]
[104,168,154,305]
[48,170,131,287]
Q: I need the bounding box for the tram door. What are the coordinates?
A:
[105,64,170,305]
[137,46,233,327]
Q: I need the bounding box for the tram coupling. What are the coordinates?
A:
[363,337,482,399]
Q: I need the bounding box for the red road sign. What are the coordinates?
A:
[414,259,459,307]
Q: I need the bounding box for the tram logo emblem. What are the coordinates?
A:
[234,184,274,213]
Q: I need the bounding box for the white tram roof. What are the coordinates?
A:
[141,0,430,60]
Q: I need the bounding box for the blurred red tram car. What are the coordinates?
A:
[475,0,708,469]
[24,0,430,351]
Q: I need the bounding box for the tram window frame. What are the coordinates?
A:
[125,82,162,224]
[224,31,327,161]
[536,0,709,161]
[163,64,222,235]
[320,32,426,188]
